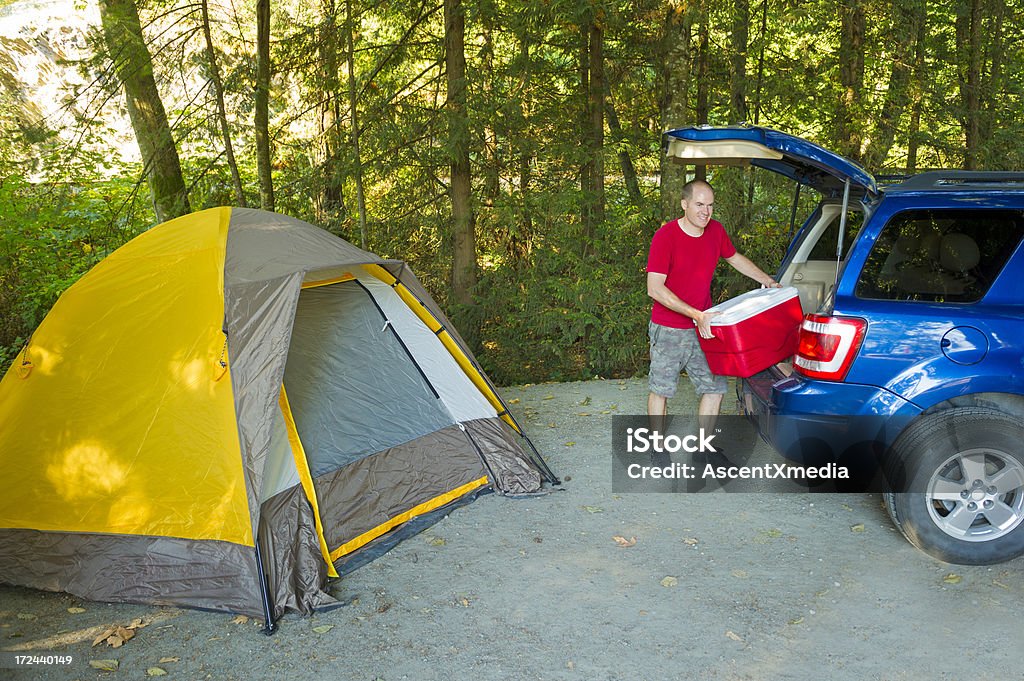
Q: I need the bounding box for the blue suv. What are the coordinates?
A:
[666,126,1024,565]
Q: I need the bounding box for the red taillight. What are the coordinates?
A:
[793,314,867,381]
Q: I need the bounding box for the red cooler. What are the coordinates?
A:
[698,286,803,377]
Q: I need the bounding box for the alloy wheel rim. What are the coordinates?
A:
[925,448,1024,542]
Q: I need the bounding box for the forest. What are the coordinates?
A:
[1,0,1022,384]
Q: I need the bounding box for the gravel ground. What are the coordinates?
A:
[2,377,1022,680]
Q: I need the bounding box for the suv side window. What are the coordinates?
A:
[855,209,1024,303]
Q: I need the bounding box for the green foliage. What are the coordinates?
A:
[475,186,658,384]
[4,0,1024,383]
[0,173,150,371]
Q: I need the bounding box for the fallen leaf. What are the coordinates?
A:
[582,505,603,513]
[509,398,520,404]
[943,573,962,585]
[90,659,119,672]
[427,536,447,546]
[566,660,575,670]
[93,619,145,648]
[992,580,1010,590]
[312,624,334,634]
[577,412,592,416]
[612,536,637,548]
[459,597,470,607]
[788,616,804,625]
[159,657,180,664]
[660,576,678,587]
[731,569,749,579]
[765,528,783,538]
[16,613,37,620]
[67,607,86,614]
[851,523,866,533]
[232,615,249,625]
[725,630,743,642]
[547,423,556,428]
[543,395,554,400]
[564,441,576,447]
[842,504,854,511]
[147,667,167,677]
[110,627,136,648]
[93,629,115,646]
[579,396,591,406]
[683,537,699,546]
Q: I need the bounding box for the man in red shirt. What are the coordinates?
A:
[647,180,780,424]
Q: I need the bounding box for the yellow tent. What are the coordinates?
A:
[0,208,556,629]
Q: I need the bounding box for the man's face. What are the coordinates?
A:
[681,185,714,229]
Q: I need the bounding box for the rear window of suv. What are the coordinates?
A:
[855,209,1024,303]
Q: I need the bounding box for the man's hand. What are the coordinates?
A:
[764,279,783,289]
[695,310,718,339]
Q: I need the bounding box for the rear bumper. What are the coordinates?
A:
[739,369,922,465]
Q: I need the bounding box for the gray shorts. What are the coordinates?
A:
[648,321,728,398]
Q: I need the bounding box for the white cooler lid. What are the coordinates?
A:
[705,286,801,326]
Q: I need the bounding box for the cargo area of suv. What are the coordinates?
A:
[666,126,1024,565]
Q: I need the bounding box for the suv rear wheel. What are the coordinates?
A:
[883,407,1024,565]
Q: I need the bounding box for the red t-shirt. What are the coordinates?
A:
[647,218,736,329]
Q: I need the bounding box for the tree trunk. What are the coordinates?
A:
[751,0,767,125]
[748,0,768,205]
[979,0,1004,167]
[955,0,982,170]
[481,19,499,206]
[513,26,533,264]
[587,15,605,233]
[694,6,710,182]
[836,0,866,162]
[729,0,749,124]
[605,95,641,207]
[578,19,593,249]
[98,0,190,222]
[255,0,274,210]
[906,8,927,172]
[346,0,368,249]
[727,0,750,225]
[658,3,693,221]
[445,0,477,341]
[862,0,923,170]
[316,0,345,230]
[200,0,245,207]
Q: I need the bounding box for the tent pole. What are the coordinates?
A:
[521,434,561,486]
[254,536,278,636]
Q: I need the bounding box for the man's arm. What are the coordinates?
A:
[724,253,781,288]
[647,271,717,339]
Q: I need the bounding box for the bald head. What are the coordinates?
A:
[681,179,714,201]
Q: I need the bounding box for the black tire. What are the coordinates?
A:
[884,407,1024,565]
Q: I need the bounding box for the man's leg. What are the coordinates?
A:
[647,392,667,416]
[647,322,682,440]
[680,330,727,433]
[697,392,724,433]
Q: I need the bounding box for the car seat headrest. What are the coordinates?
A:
[939,233,980,273]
